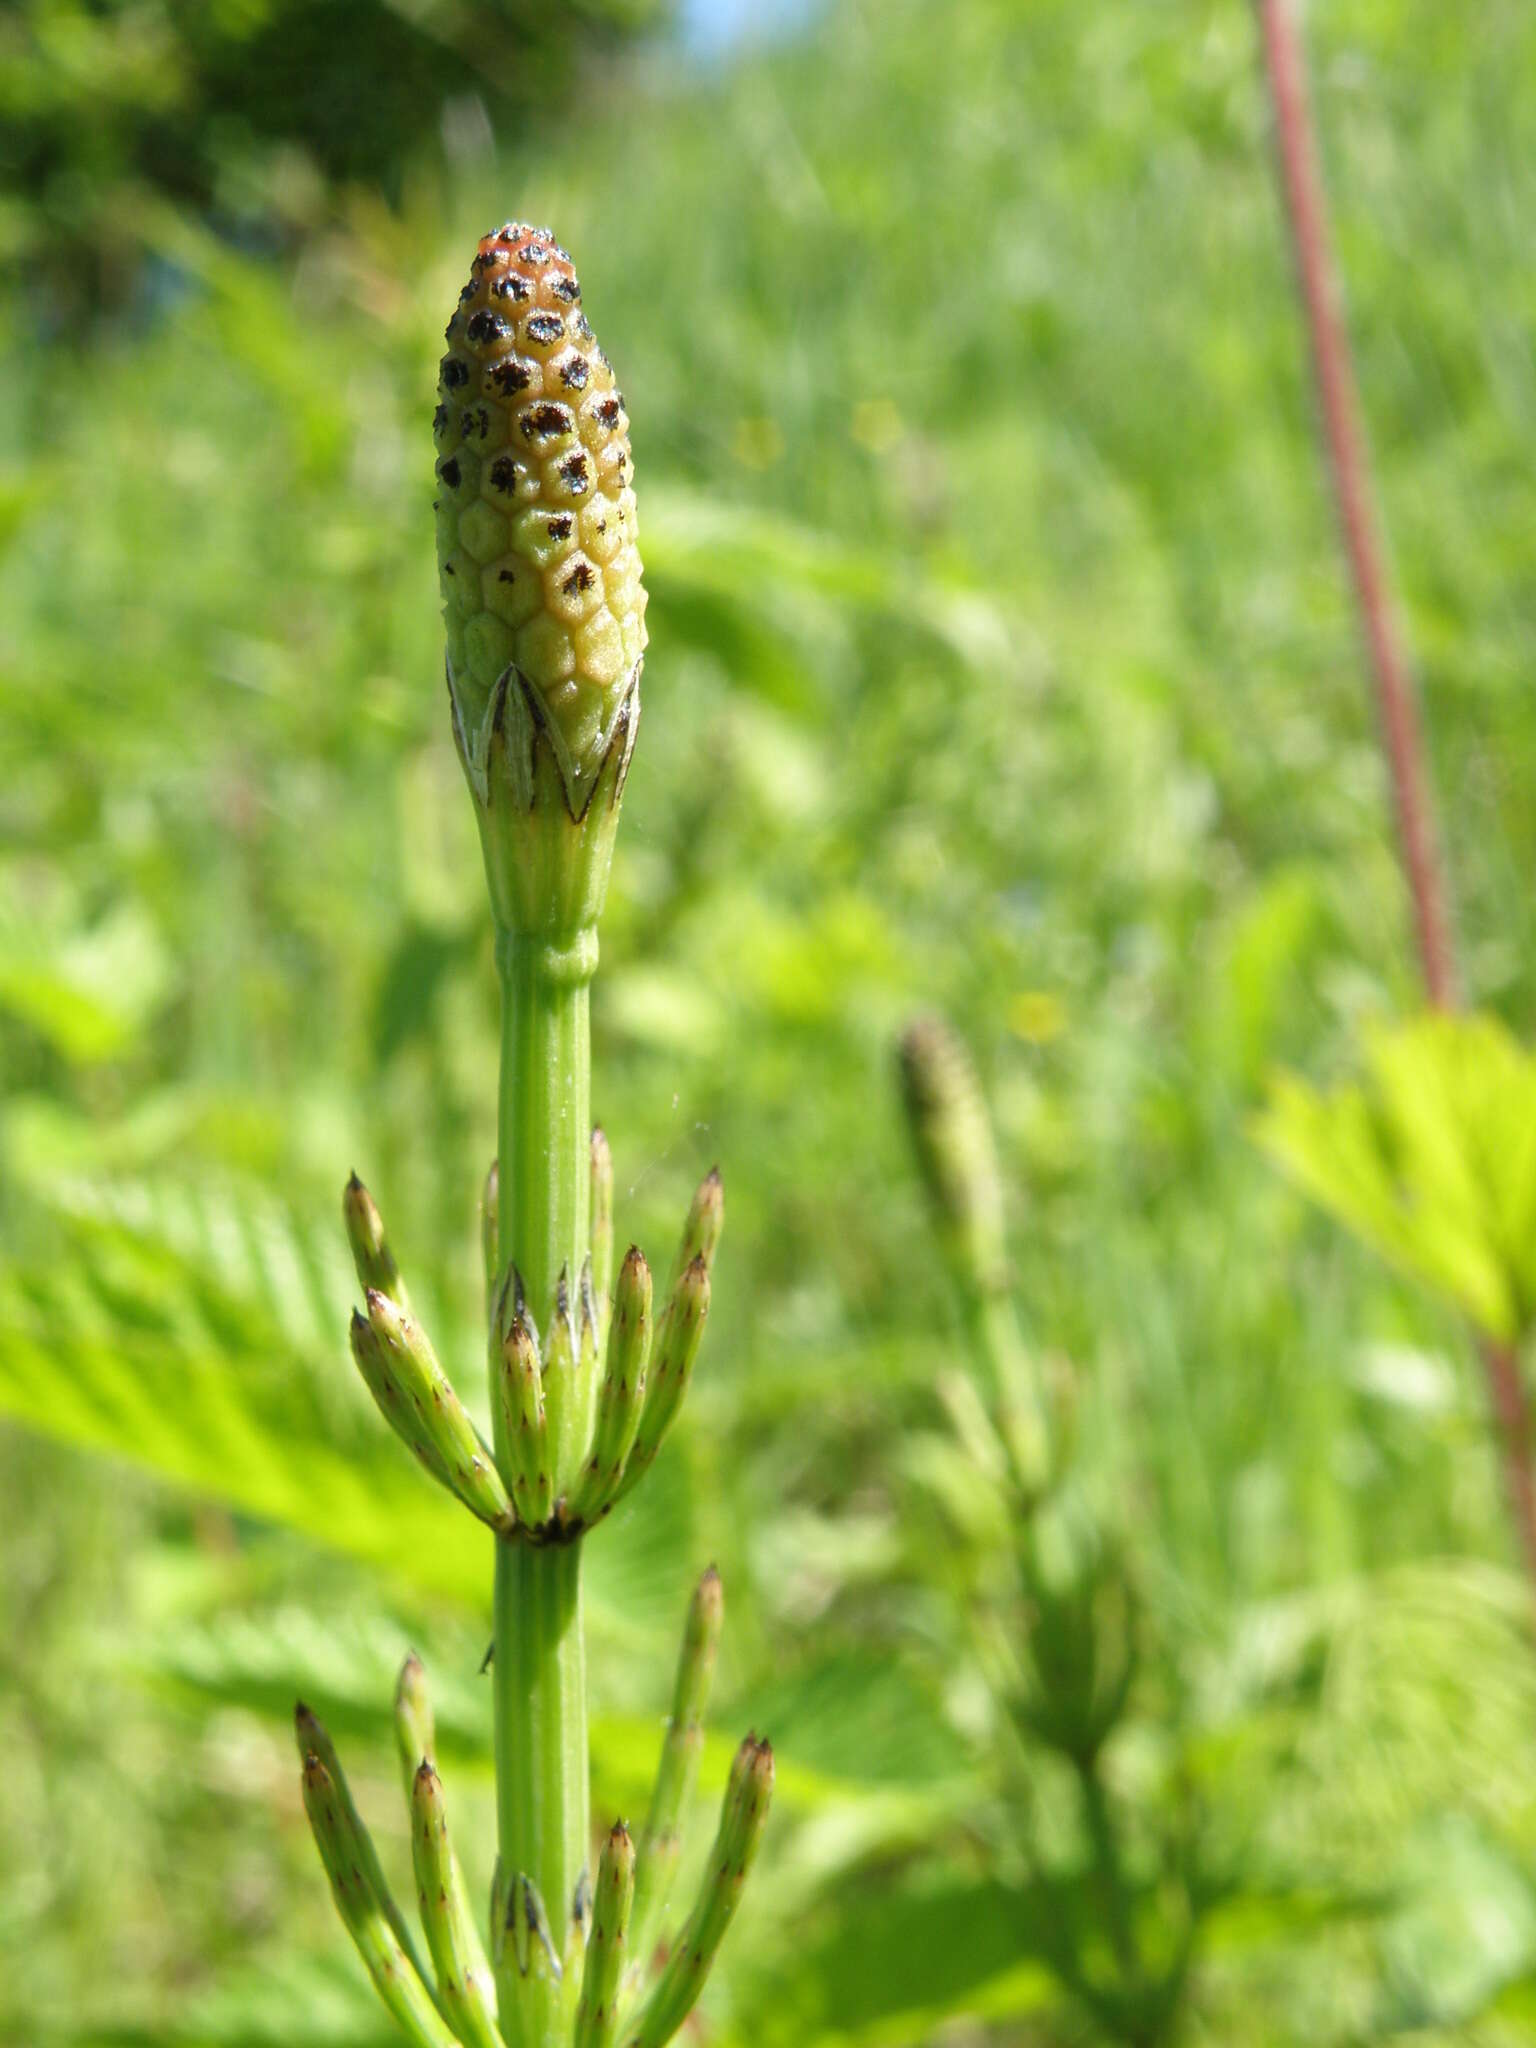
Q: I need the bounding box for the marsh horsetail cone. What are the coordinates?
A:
[436,224,645,808]
[899,1016,1008,1299]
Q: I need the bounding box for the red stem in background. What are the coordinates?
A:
[1257,0,1458,1010]
[1486,1342,1536,1593]
[1256,0,1536,1595]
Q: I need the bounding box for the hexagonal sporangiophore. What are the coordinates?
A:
[436,227,645,811]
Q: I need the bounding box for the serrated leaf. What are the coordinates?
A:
[0,1173,695,1645]
[0,1181,486,1602]
[735,1650,968,1791]
[716,1873,1059,2048]
[1257,1013,1536,1342]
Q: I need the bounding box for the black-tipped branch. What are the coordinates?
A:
[394,1650,435,1803]
[353,1292,515,1534]
[302,1750,462,2048]
[567,1246,652,1526]
[294,1702,446,2034]
[344,1173,410,1311]
[575,1823,636,2048]
[668,1168,723,1292]
[614,1256,710,1500]
[621,1736,773,2048]
[394,1647,503,2041]
[631,1568,723,1964]
[497,1292,554,1530]
[351,1311,453,1493]
[411,1761,505,2048]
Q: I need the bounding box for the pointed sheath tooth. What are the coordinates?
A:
[489,1857,509,1974]
[621,1737,773,2048]
[498,1303,554,1529]
[489,1255,518,1362]
[591,1127,615,1327]
[488,1860,563,2011]
[668,1168,723,1291]
[411,1762,505,2048]
[514,1873,563,1985]
[615,1257,710,1499]
[394,1651,436,1805]
[631,1569,723,1965]
[365,1289,515,1534]
[302,1751,463,2048]
[572,1256,601,1508]
[540,1266,582,1502]
[294,1704,444,2026]
[575,1824,636,2048]
[570,1861,593,1983]
[482,1160,500,1313]
[567,1246,652,1526]
[344,1173,410,1310]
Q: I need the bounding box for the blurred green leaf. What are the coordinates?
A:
[1375,1817,1536,2032]
[1258,1013,1536,1343]
[0,1176,690,1627]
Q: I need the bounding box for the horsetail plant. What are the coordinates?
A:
[898,1015,1052,1498]
[898,1018,1195,2045]
[297,225,772,2048]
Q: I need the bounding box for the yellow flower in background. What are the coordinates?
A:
[1008,990,1066,1045]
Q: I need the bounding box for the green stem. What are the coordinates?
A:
[496,929,593,1318]
[966,1287,1050,1496]
[493,1541,588,2043]
[1075,1753,1138,1988]
[493,928,596,2048]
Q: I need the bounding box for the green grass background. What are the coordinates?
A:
[4,0,1536,2041]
